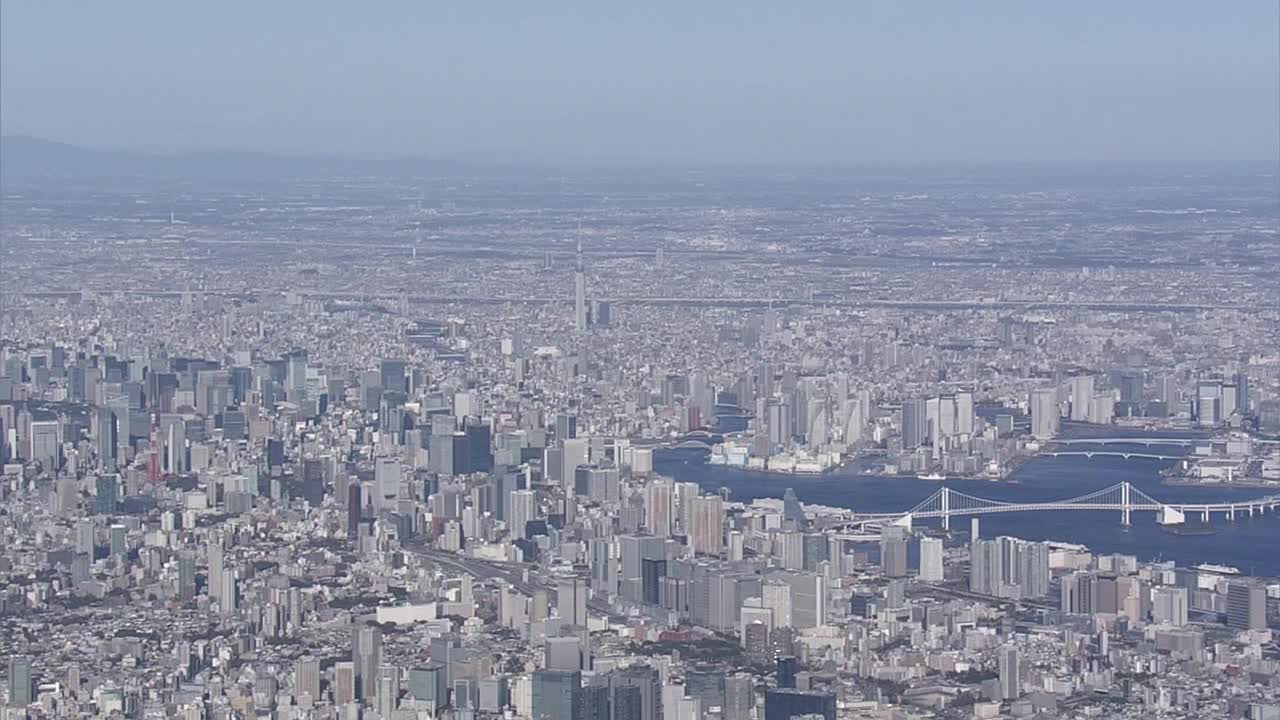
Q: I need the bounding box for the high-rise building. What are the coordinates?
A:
[900,398,926,449]
[7,656,32,707]
[177,553,196,602]
[1226,583,1265,631]
[779,531,804,570]
[108,524,127,558]
[558,577,588,627]
[689,494,724,556]
[723,674,753,720]
[333,662,356,706]
[641,558,666,605]
[407,663,448,713]
[218,567,237,615]
[294,658,321,704]
[374,456,400,503]
[919,536,944,582]
[509,489,537,541]
[776,656,799,689]
[95,406,116,470]
[880,526,908,578]
[347,482,363,538]
[1197,381,1223,427]
[379,359,407,394]
[28,420,60,471]
[781,572,826,629]
[763,688,835,720]
[970,536,1048,599]
[1234,372,1250,414]
[1118,372,1143,405]
[998,646,1021,700]
[532,669,581,720]
[378,666,400,718]
[763,580,793,629]
[936,394,958,438]
[95,473,119,514]
[1060,572,1091,615]
[782,487,806,529]
[353,625,383,700]
[1089,391,1115,425]
[642,478,673,537]
[607,665,660,720]
[801,533,828,571]
[1070,375,1095,422]
[955,390,974,436]
[1031,388,1059,440]
[1152,586,1188,627]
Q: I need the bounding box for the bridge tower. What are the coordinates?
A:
[940,487,951,531]
[1120,482,1132,526]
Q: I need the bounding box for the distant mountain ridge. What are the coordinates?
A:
[0,135,480,182]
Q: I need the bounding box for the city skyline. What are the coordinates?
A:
[1,4,1278,720]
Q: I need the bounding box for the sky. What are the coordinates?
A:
[2,1,1278,166]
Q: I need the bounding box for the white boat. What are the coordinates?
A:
[918,472,947,481]
[1195,563,1240,575]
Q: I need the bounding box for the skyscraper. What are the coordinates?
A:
[177,553,196,602]
[900,398,926,449]
[1031,388,1059,440]
[218,567,237,615]
[378,666,400,718]
[955,390,974,436]
[1070,375,1095,422]
[880,526,908,578]
[782,487,806,529]
[1152,586,1188,627]
[333,662,356,706]
[354,625,383,700]
[642,478,672,537]
[94,473,119,514]
[379,359,407,394]
[294,658,321,704]
[7,656,32,707]
[509,489,537,541]
[1226,583,1265,631]
[1234,372,1250,414]
[407,664,448,713]
[919,536,944,583]
[532,669,581,720]
[688,494,723,556]
[558,577,588,627]
[998,646,1021,700]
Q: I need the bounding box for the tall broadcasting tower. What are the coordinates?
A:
[146,414,162,484]
[574,238,588,331]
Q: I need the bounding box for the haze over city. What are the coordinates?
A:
[3,1,1279,164]
[0,4,1278,720]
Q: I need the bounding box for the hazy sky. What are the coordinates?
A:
[2,1,1277,165]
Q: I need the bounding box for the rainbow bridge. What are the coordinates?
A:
[830,482,1280,540]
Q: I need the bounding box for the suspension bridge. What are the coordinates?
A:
[830,482,1280,540]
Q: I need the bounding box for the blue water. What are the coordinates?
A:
[655,445,1280,577]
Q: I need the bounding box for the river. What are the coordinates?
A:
[654,443,1280,577]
